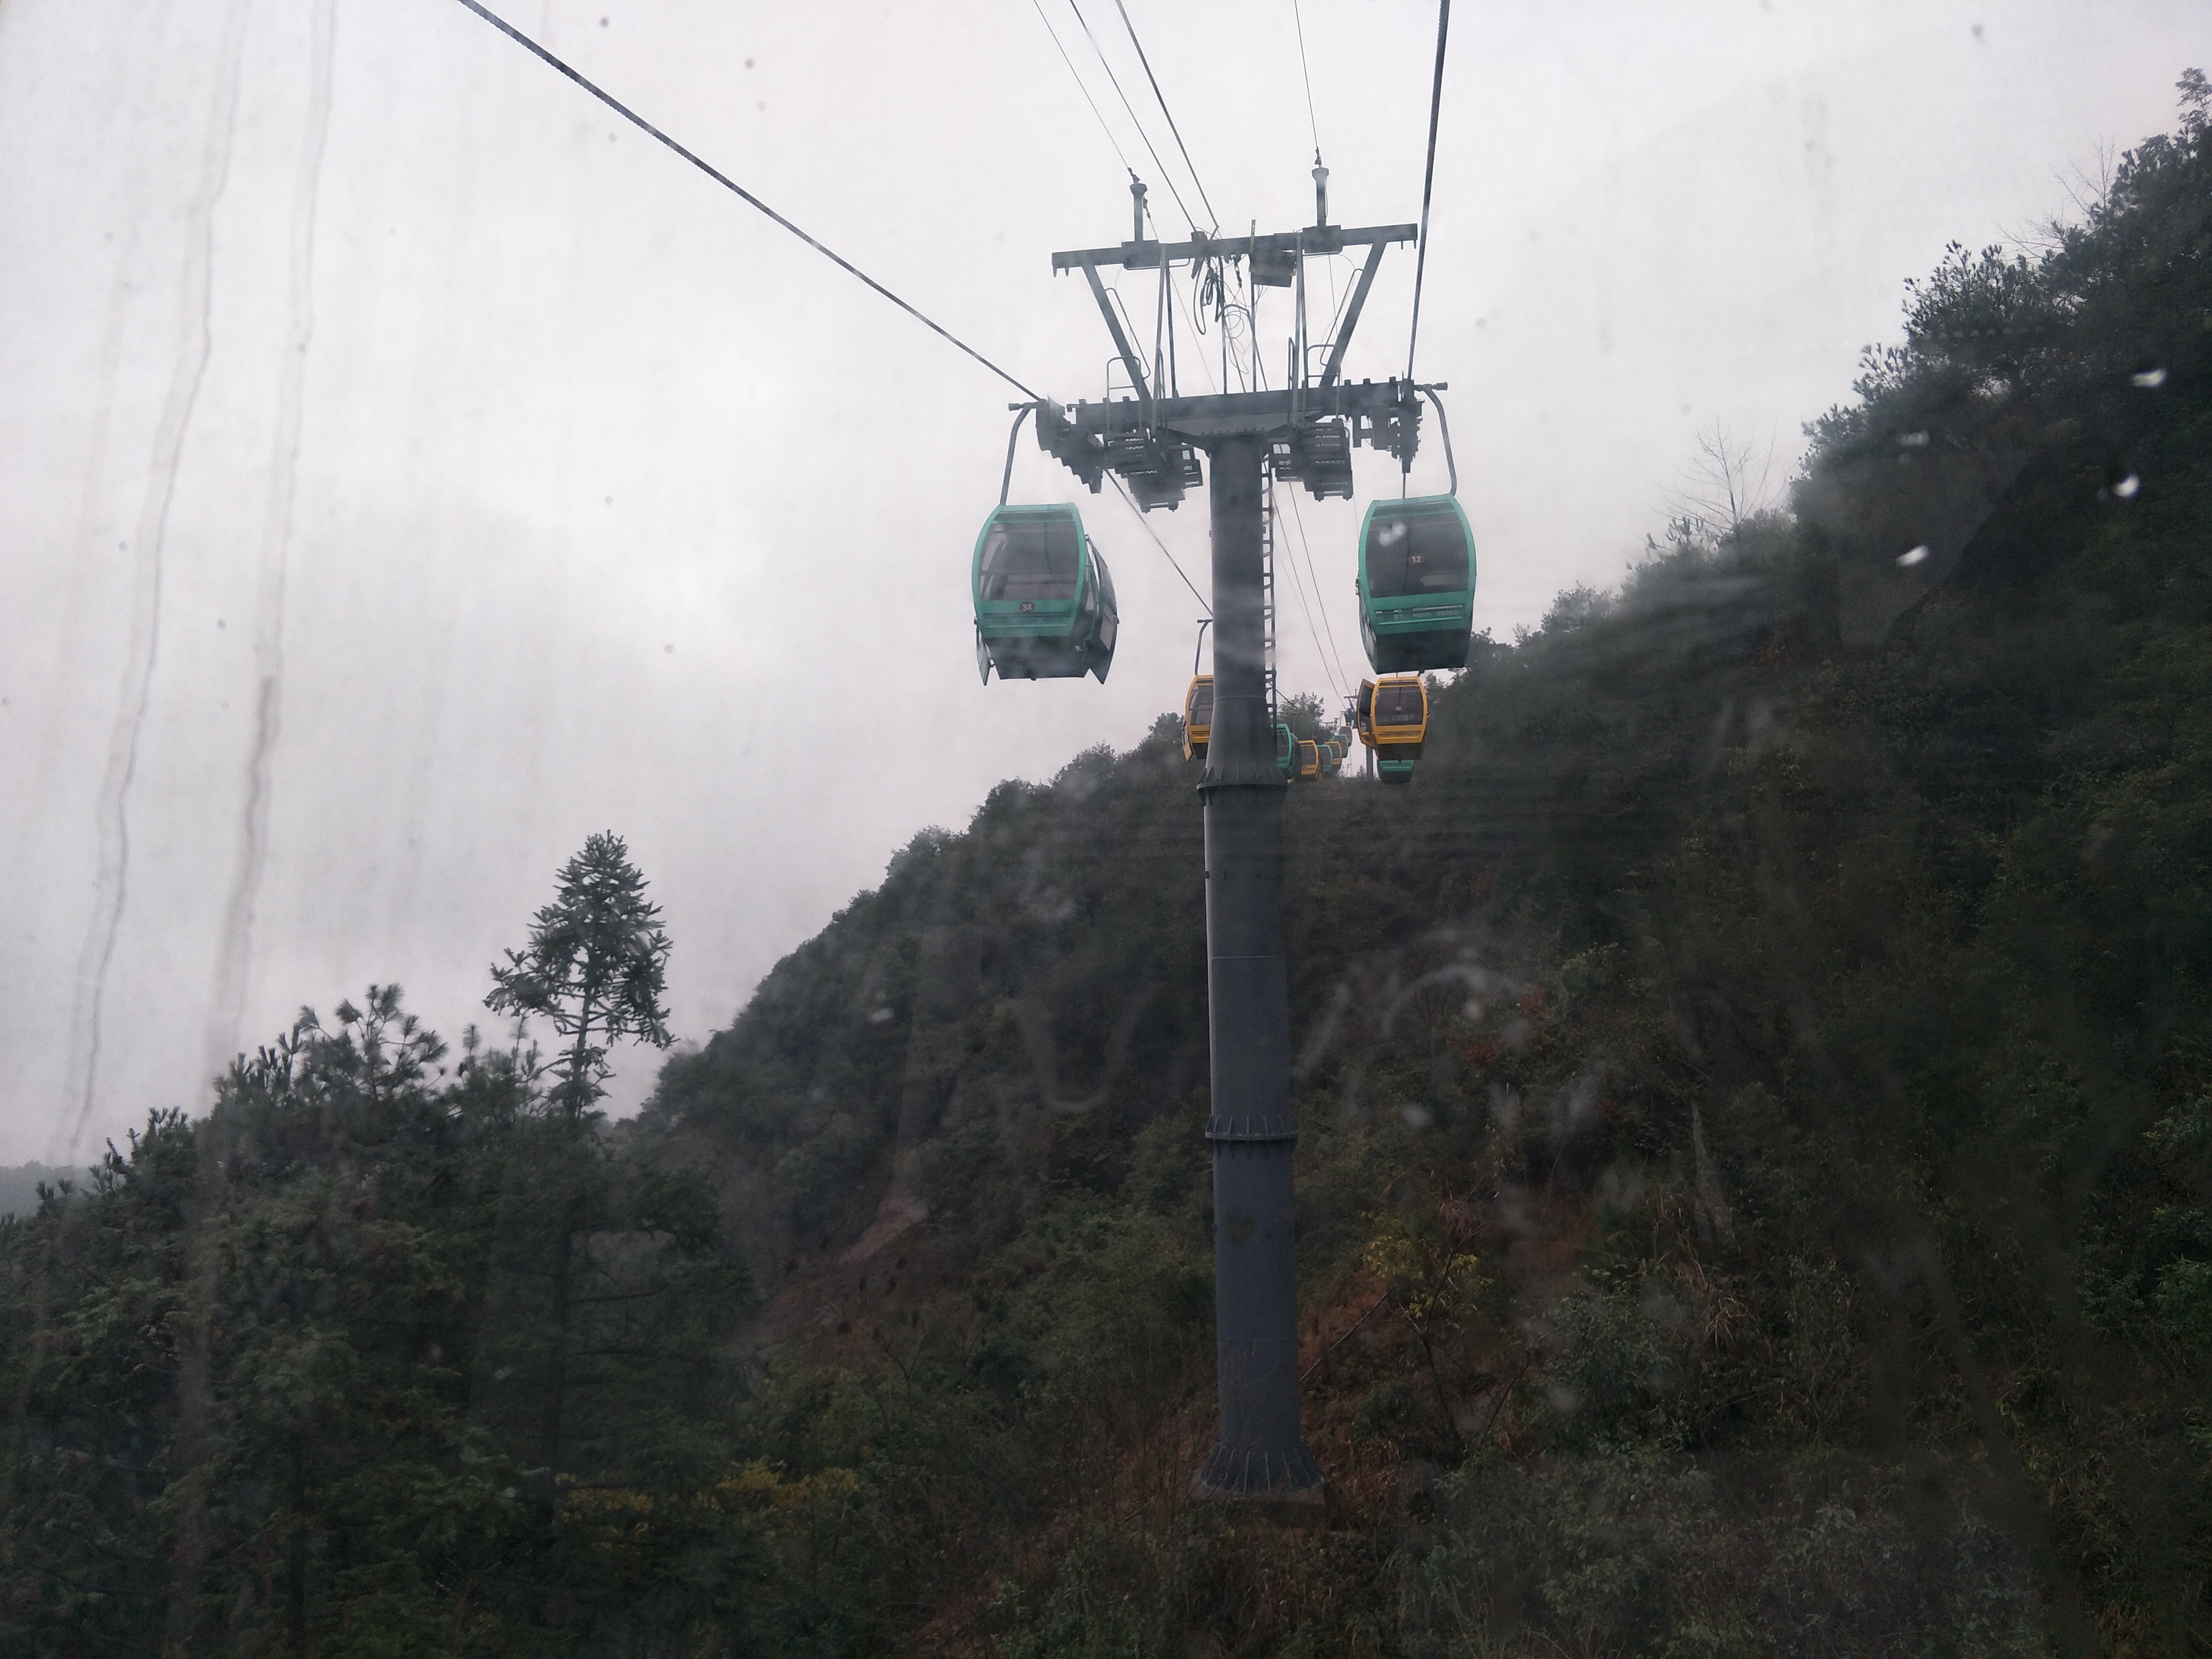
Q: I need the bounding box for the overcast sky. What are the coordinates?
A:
[0,0,2199,1165]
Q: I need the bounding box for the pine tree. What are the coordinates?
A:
[483,833,677,1517]
[486,831,674,1124]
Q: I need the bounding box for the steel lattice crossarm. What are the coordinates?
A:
[1048,222,1417,273]
[1044,216,1428,510]
[1034,379,1438,509]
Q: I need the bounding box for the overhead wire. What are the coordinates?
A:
[1109,474,1210,615]
[1173,277,1219,395]
[448,0,1040,399]
[451,3,1226,638]
[1284,486,1353,694]
[1111,0,1217,230]
[1065,0,1200,233]
[1030,0,1136,179]
[1031,2,1220,398]
[1274,480,1343,700]
[1405,0,1451,383]
[1283,0,1366,705]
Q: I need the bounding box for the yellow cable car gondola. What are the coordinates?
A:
[1183,674,1214,761]
[1295,737,1321,781]
[1355,674,1428,784]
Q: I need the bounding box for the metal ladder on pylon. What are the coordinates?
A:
[1262,472,1279,729]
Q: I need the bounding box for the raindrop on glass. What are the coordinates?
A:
[1897,430,1930,447]
[1897,545,1931,567]
[2131,364,2167,389]
[1401,1102,1434,1130]
[2113,474,2140,499]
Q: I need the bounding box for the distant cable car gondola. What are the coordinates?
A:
[1295,738,1322,782]
[973,503,1118,683]
[1183,674,1214,761]
[1356,674,1428,784]
[1355,494,1476,673]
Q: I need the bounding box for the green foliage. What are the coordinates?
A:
[1411,1452,2047,1658]
[0,982,758,1655]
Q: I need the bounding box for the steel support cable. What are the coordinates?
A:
[1111,0,1217,230]
[1066,0,1199,233]
[1034,0,1213,398]
[449,0,1040,399]
[1029,0,1136,179]
[1405,0,1451,382]
[1108,473,1210,615]
[1291,0,1322,165]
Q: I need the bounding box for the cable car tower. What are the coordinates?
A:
[444,0,1459,1524]
[1027,168,1440,1505]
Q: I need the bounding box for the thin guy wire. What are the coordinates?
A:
[1292,0,1322,165]
[1279,498,1341,700]
[1173,270,1219,395]
[1285,485,1353,693]
[1066,0,1198,233]
[1108,473,1210,615]
[449,0,1040,399]
[1277,481,1346,698]
[1030,0,1135,179]
[1112,0,1217,229]
[1406,0,1451,382]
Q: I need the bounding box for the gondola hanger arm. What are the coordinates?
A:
[1421,385,1458,496]
[1000,404,1036,506]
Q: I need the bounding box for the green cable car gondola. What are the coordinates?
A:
[1275,722,1296,780]
[1183,674,1214,761]
[973,503,1118,684]
[1356,495,1476,673]
[1356,674,1428,784]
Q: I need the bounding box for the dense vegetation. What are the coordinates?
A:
[5,77,2209,1657]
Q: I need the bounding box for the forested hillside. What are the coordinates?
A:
[6,78,2208,1658]
[0,1165,68,1223]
